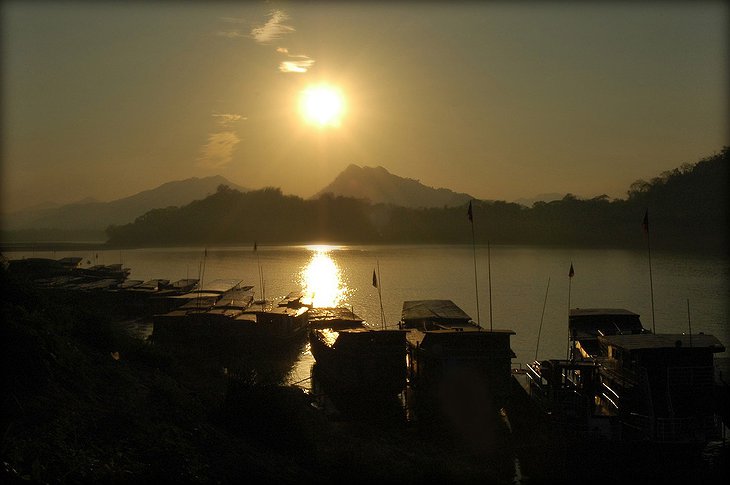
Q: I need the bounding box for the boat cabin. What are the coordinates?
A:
[570,308,647,359]
[597,333,725,443]
[407,327,516,407]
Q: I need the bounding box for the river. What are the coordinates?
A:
[7,243,728,388]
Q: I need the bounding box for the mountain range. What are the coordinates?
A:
[2,164,569,242]
[314,164,474,208]
[3,175,247,234]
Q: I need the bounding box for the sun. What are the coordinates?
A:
[300,85,345,127]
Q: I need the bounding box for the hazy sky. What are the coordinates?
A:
[2,1,727,212]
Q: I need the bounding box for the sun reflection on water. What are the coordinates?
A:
[300,245,347,307]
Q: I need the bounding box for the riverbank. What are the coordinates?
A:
[0,269,513,483]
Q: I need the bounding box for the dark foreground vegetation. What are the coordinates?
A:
[106,148,728,251]
[0,267,514,484]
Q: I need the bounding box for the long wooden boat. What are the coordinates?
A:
[400,300,516,410]
[309,326,407,396]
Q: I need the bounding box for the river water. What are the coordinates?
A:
[8,244,728,387]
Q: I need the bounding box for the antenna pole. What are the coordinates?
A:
[687,299,692,347]
[567,266,573,360]
[535,277,551,362]
[470,202,481,328]
[644,210,656,333]
[487,240,493,331]
[377,260,385,329]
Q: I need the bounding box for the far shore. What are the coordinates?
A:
[2,239,727,256]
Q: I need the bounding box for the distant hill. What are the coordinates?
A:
[313,164,474,208]
[3,175,247,237]
[513,192,565,207]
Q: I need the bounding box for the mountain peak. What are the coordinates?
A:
[314,164,473,208]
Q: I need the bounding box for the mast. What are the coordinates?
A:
[487,240,493,331]
[567,262,574,360]
[535,277,551,362]
[254,241,264,309]
[687,298,693,347]
[377,260,385,329]
[643,209,656,333]
[468,200,481,327]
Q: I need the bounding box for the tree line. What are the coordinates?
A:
[106,147,728,251]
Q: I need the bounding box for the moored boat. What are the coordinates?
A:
[309,326,407,396]
[400,300,516,410]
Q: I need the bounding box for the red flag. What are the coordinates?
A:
[372,269,378,288]
[467,200,473,222]
[569,263,574,278]
[642,209,649,234]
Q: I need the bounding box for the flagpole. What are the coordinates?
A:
[644,210,656,334]
[567,262,574,360]
[254,241,264,309]
[377,260,385,329]
[534,277,550,362]
[487,240,493,331]
[468,201,481,328]
[686,299,692,347]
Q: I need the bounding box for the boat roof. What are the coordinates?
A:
[308,307,363,323]
[600,333,725,352]
[570,308,639,317]
[402,300,472,322]
[196,279,243,294]
[215,288,254,309]
[243,305,308,317]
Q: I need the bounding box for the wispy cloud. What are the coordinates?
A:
[197,131,241,169]
[213,113,246,127]
[250,9,294,44]
[279,59,315,73]
[217,30,247,39]
[276,47,315,73]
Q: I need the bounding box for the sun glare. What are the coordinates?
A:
[300,246,347,307]
[300,85,345,127]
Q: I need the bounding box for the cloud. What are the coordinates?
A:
[217,30,247,39]
[213,113,246,127]
[276,47,315,73]
[197,131,241,169]
[250,9,294,44]
[279,59,315,73]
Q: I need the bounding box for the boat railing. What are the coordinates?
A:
[654,415,720,443]
[621,413,720,443]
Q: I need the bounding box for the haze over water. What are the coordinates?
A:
[9,244,728,371]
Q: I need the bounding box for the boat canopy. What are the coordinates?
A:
[599,333,725,352]
[196,279,243,294]
[401,300,472,327]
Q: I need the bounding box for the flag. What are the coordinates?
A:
[467,200,473,222]
[253,241,257,252]
[642,209,649,234]
[569,263,574,278]
[372,269,378,288]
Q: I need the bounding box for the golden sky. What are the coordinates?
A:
[2,1,727,212]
